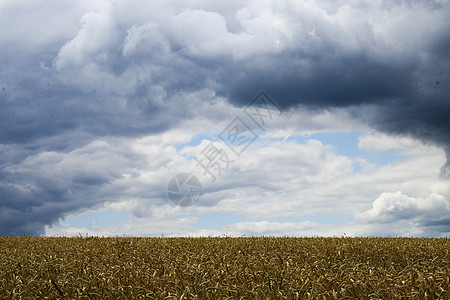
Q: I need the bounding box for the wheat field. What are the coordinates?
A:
[0,237,448,299]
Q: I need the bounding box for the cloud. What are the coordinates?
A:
[356,191,449,223]
[42,124,448,237]
[355,191,450,237]
[0,134,183,235]
[1,0,449,236]
[193,0,450,176]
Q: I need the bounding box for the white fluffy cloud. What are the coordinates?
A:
[51,0,450,91]
[356,191,449,224]
[44,106,448,237]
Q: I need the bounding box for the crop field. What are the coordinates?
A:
[0,237,448,299]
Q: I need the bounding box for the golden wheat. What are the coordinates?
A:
[0,237,448,299]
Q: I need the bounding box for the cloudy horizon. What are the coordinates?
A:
[1,0,449,237]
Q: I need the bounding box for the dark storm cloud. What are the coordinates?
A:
[0,1,212,236]
[0,0,449,235]
[211,1,450,177]
[219,51,416,107]
[220,40,450,175]
[367,36,450,177]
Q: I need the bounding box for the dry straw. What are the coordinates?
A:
[0,237,448,299]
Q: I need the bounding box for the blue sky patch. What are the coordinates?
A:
[287,131,403,167]
[63,210,132,228]
[194,212,355,229]
[174,134,219,151]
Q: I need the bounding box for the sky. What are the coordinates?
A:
[0,0,449,237]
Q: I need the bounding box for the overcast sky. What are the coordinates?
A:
[0,0,449,237]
